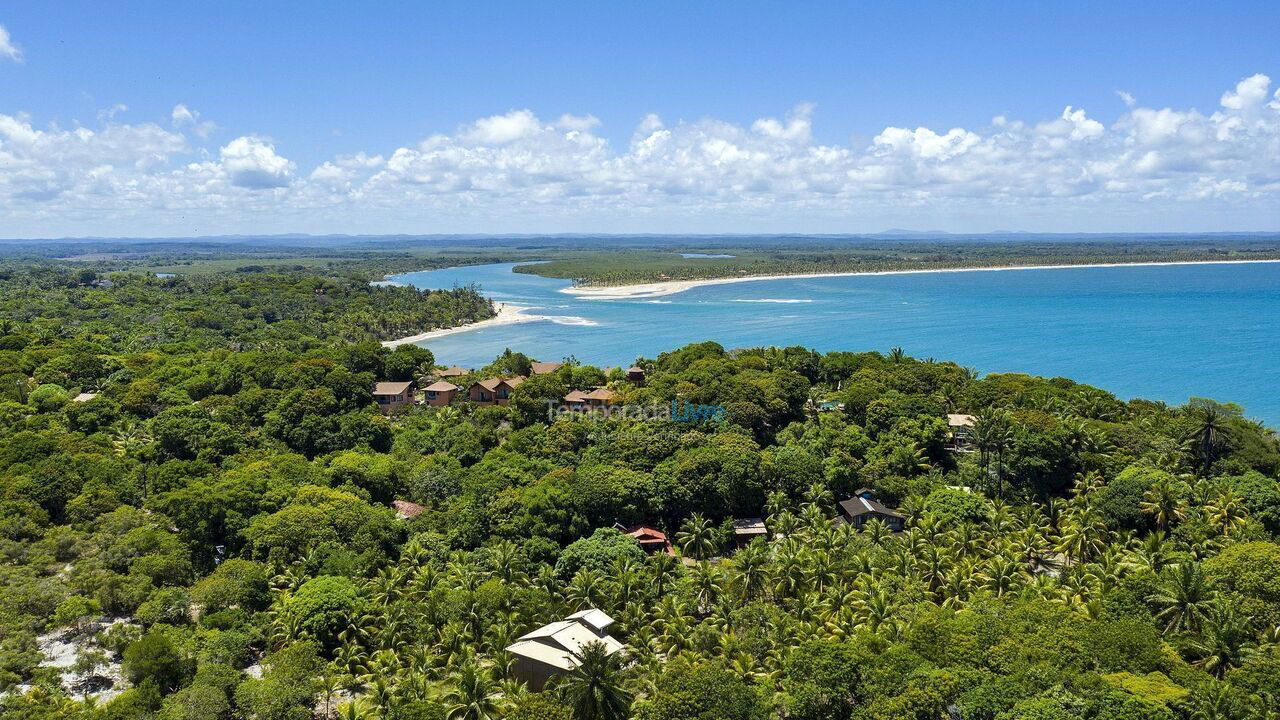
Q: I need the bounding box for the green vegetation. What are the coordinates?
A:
[509,237,1280,286]
[1,246,1280,719]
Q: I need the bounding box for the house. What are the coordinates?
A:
[530,362,564,375]
[469,377,524,406]
[837,495,906,532]
[422,381,459,406]
[392,500,425,519]
[437,366,469,378]
[505,609,626,690]
[582,387,616,407]
[947,413,977,450]
[372,381,415,413]
[853,487,877,500]
[617,524,672,555]
[732,518,768,549]
[626,366,646,384]
[563,390,589,410]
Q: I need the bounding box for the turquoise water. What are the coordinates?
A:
[391,262,1280,426]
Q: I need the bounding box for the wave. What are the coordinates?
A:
[731,298,814,304]
[645,300,673,304]
[546,316,600,327]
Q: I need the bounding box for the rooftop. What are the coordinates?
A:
[423,381,459,392]
[437,366,469,377]
[838,495,905,520]
[947,413,977,427]
[373,381,413,396]
[530,362,564,375]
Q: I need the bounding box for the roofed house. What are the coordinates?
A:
[505,610,625,690]
[563,389,589,410]
[469,377,524,406]
[530,362,564,375]
[626,366,646,384]
[731,518,768,549]
[422,381,459,407]
[617,524,672,555]
[837,495,906,532]
[947,413,977,450]
[437,366,469,378]
[372,381,414,414]
[582,387,616,407]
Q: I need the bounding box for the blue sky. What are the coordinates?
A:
[1,1,1279,237]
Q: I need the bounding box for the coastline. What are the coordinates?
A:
[559,258,1280,300]
[381,302,545,348]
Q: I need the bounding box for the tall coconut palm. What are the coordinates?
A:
[1150,562,1216,634]
[1187,602,1257,677]
[442,661,503,720]
[676,513,718,560]
[1141,477,1187,530]
[1184,404,1236,476]
[558,641,632,720]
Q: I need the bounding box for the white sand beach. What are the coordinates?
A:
[381,303,545,348]
[560,259,1280,300]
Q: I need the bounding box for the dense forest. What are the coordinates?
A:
[0,266,493,354]
[510,238,1280,287]
[2,262,1280,720]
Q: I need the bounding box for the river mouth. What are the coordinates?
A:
[389,261,1280,426]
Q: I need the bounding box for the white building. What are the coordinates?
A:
[505,609,625,690]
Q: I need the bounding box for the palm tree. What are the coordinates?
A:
[675,513,718,560]
[443,661,503,720]
[888,346,905,363]
[1141,477,1187,530]
[1184,404,1236,476]
[1150,562,1216,634]
[558,641,632,720]
[1187,602,1257,677]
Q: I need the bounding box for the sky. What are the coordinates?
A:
[2,1,1280,238]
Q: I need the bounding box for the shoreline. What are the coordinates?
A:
[381,302,546,348]
[559,258,1280,300]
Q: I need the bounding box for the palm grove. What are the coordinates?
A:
[1,266,1280,720]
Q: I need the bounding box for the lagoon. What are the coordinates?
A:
[390,261,1280,425]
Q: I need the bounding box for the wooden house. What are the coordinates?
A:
[947,413,977,450]
[619,524,672,554]
[732,518,768,549]
[626,366,646,384]
[837,495,906,532]
[530,362,564,375]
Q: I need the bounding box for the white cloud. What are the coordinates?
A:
[2,72,1280,235]
[171,104,216,138]
[1116,90,1136,108]
[0,25,21,63]
[1221,73,1270,110]
[219,136,294,189]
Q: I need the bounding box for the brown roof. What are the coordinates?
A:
[393,500,425,518]
[504,376,526,388]
[373,381,413,396]
[423,381,459,392]
[732,518,767,535]
[475,378,504,391]
[583,387,615,401]
[564,390,589,402]
[623,525,668,543]
[627,366,645,374]
[438,366,469,377]
[530,362,563,375]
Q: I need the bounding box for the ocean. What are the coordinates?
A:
[390,261,1280,426]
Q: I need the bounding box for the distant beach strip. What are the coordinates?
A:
[559,258,1280,300]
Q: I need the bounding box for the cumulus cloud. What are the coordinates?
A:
[0,25,21,63]
[219,136,294,189]
[1,72,1280,234]
[171,104,216,138]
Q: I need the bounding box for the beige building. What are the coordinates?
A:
[505,609,625,690]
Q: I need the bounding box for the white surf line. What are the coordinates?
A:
[381,303,550,347]
[560,259,1280,300]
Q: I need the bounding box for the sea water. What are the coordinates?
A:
[391,261,1280,425]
